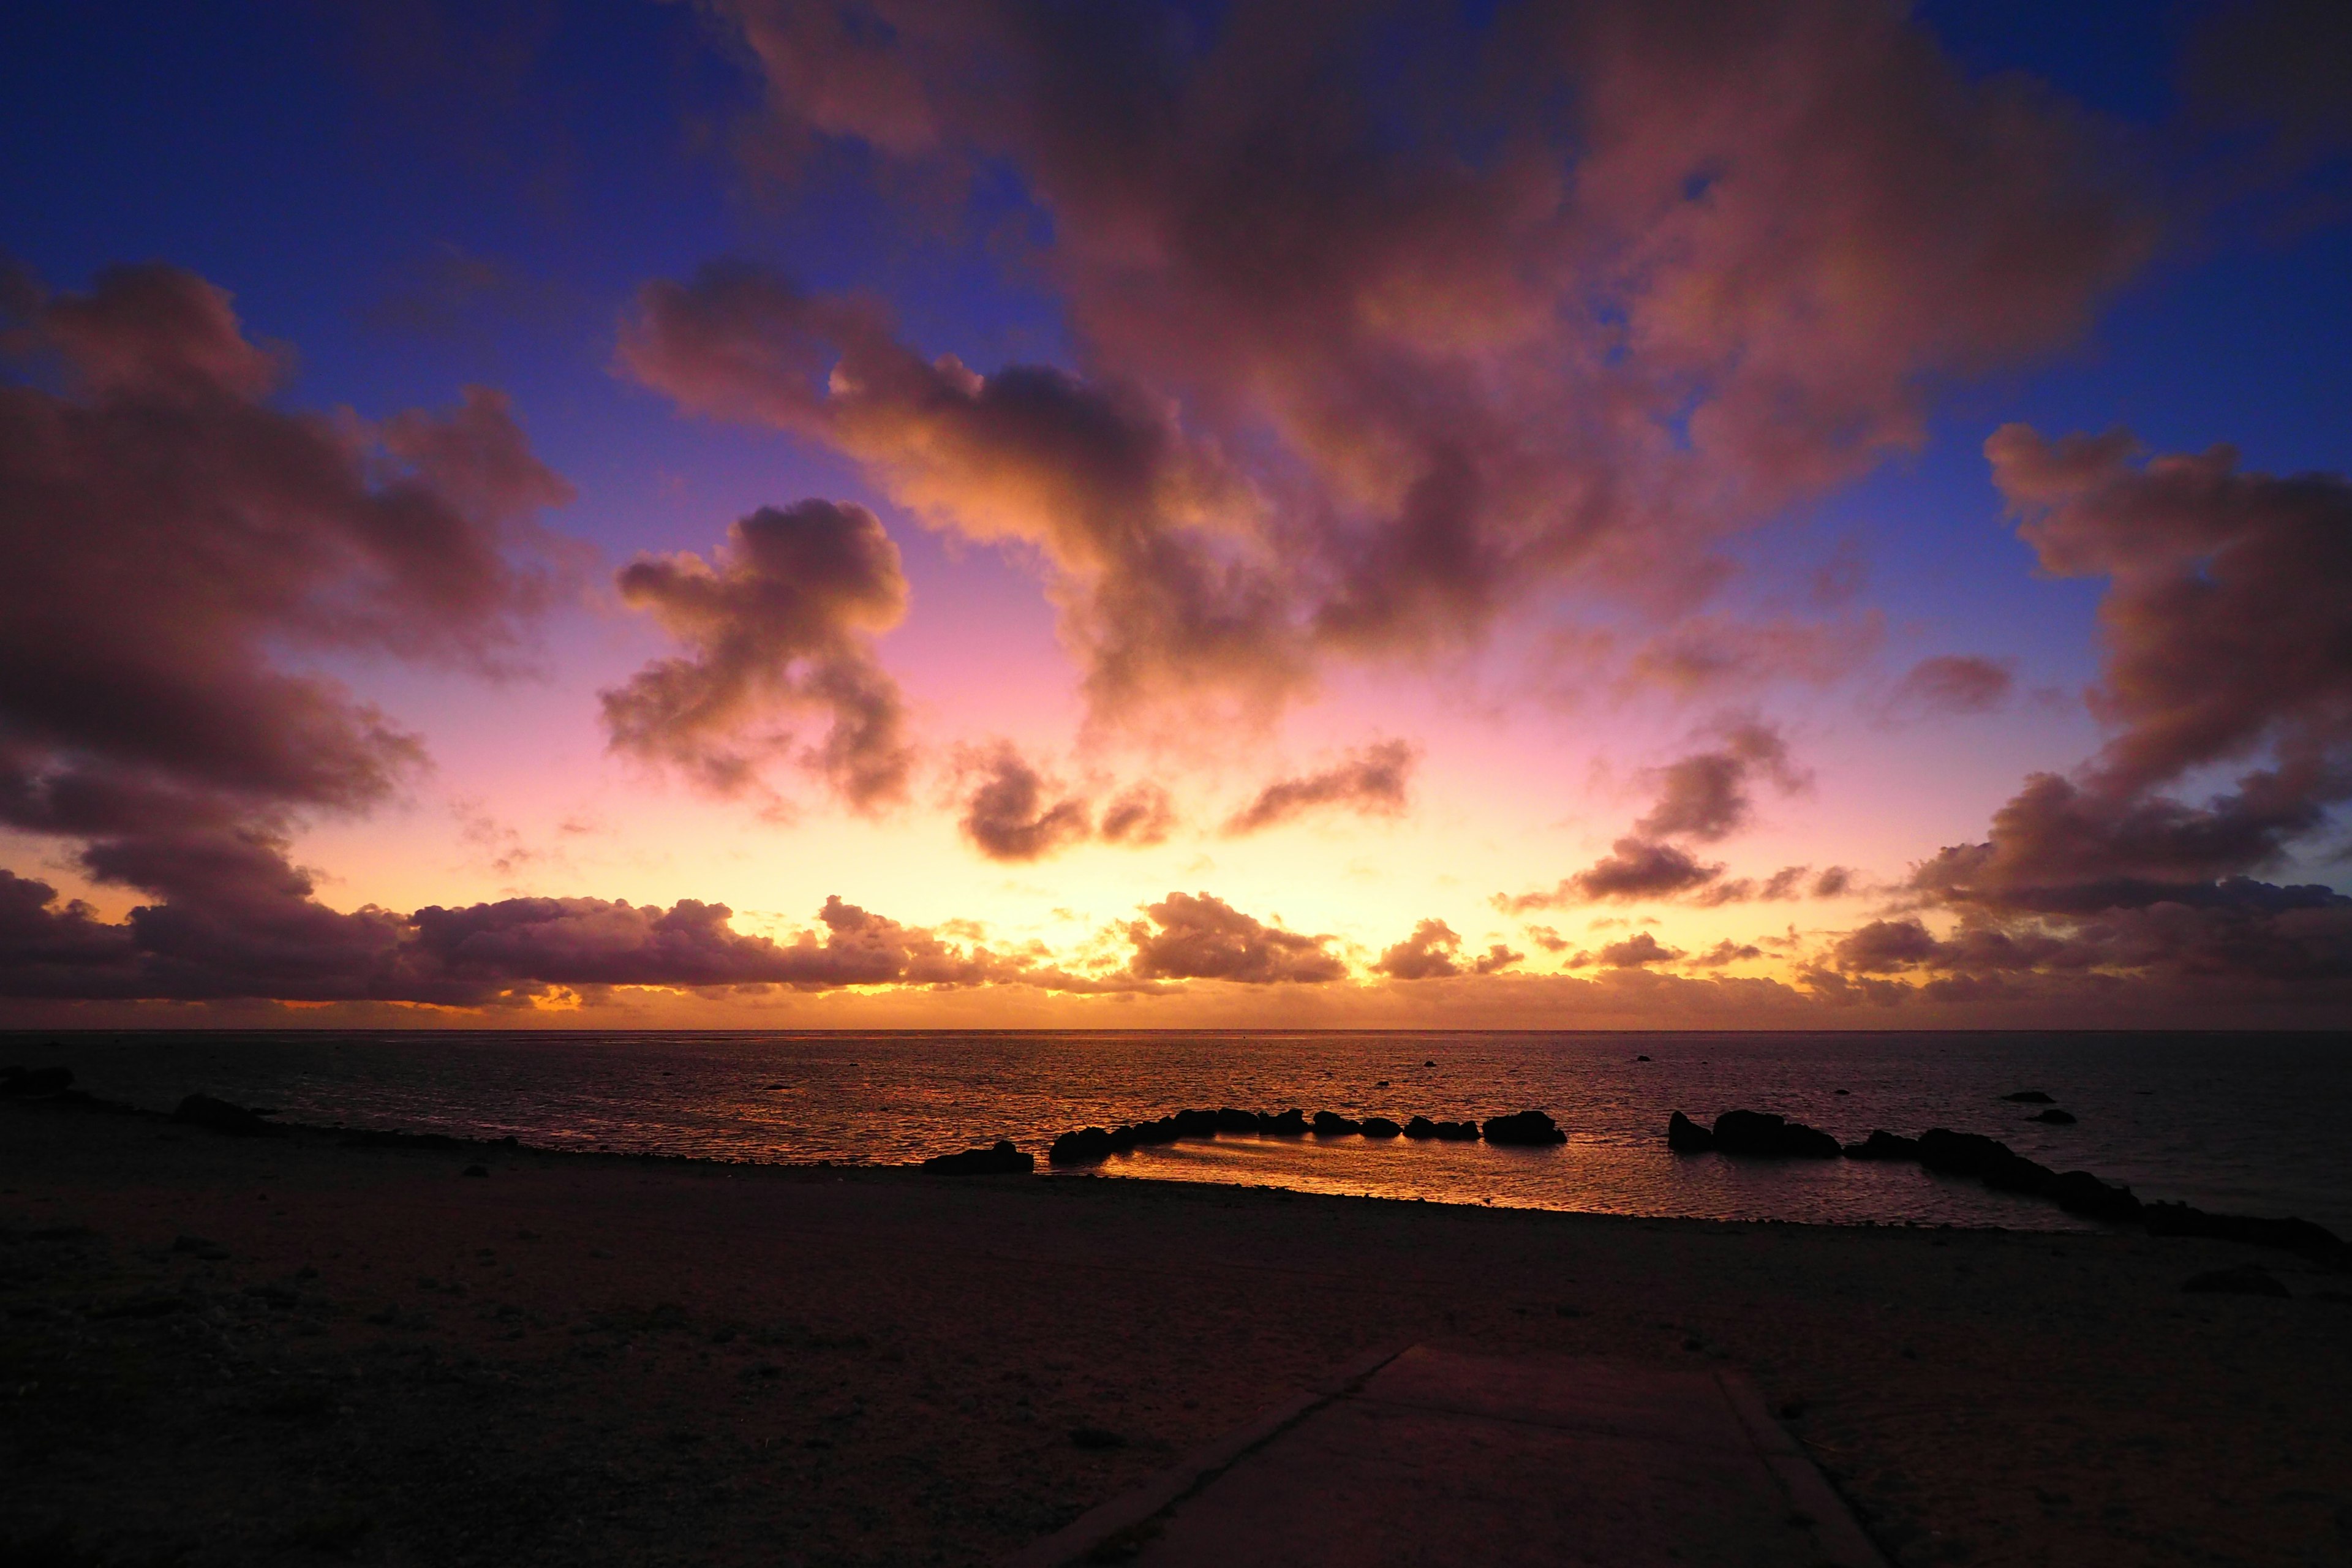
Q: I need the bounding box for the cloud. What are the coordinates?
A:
[1882,654,2016,721]
[1596,932,1684,968]
[1497,838,1727,911]
[1098,782,1176,846]
[0,263,574,997]
[1635,722,1803,842]
[1881,427,2352,995]
[1123,892,1346,984]
[602,500,914,809]
[956,742,1093,862]
[636,1,2157,720]
[1222,741,1417,835]
[1688,938,1764,968]
[1373,918,1521,980]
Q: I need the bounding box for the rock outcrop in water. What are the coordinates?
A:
[1404,1117,1480,1141]
[1482,1109,1566,1146]
[1664,1110,2349,1250]
[1,1065,74,1098]
[174,1094,280,1137]
[1708,1109,1840,1158]
[1312,1110,1361,1136]
[1360,1116,1402,1139]
[922,1140,1033,1175]
[1666,1111,1714,1153]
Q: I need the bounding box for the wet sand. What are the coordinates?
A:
[3,1098,2348,1567]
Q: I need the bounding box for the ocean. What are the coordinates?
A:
[12,1028,2349,1234]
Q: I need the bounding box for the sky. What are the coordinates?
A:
[2,0,2349,1029]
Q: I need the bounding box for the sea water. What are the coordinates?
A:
[13,1029,2350,1234]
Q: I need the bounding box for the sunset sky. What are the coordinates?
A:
[3,0,2348,1027]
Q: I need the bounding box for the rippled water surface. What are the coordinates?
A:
[17,1029,2350,1232]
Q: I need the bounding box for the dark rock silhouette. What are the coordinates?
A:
[1435,1119,1480,1140]
[1049,1128,1115,1166]
[1841,1129,1919,1161]
[1666,1111,1714,1153]
[2048,1170,2142,1223]
[1172,1108,1219,1138]
[1482,1109,1566,1146]
[1710,1110,1838,1158]
[1312,1110,1362,1136]
[174,1093,279,1137]
[2029,1108,2077,1124]
[1260,1108,1309,1136]
[1215,1107,1260,1134]
[1404,1116,1439,1139]
[2182,1262,2290,1297]
[0,1066,74,1098]
[2144,1202,2342,1254]
[2002,1090,2056,1104]
[922,1140,1034,1175]
[1360,1116,1402,1139]
[461,1164,489,1178]
[1635,1054,1651,1062]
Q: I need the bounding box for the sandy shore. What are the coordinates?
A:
[3,1098,2348,1567]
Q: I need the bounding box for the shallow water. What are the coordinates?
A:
[13,1028,2350,1233]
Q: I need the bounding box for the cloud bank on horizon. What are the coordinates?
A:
[1,0,2348,1026]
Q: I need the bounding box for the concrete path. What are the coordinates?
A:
[1005,1344,1884,1567]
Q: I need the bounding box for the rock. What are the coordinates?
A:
[922,1140,1034,1175]
[173,1093,278,1137]
[1311,1110,1361,1136]
[1915,1128,2006,1177]
[2002,1090,2056,1104]
[1048,1128,1115,1166]
[1374,1080,1390,1088]
[1069,1427,1126,1451]
[2182,1263,2289,1297]
[1482,1109,1566,1146]
[1833,1088,1850,1095]
[1172,1108,1219,1138]
[1360,1116,1401,1139]
[1666,1111,1714,1152]
[1709,1109,1839,1158]
[2144,1202,2343,1254]
[1423,1059,1436,1066]
[461,1164,489,1178]
[1840,1129,1919,1161]
[1215,1107,1261,1134]
[1635,1054,1651,1062]
[1403,1116,1439,1139]
[2048,1170,2141,1223]
[0,1065,74,1097]
[2029,1108,2077,1124]
[1260,1108,1308,1136]
[1434,1119,1482,1141]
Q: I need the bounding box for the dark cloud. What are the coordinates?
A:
[1223,741,1416,836]
[1883,428,2352,997]
[1596,932,1683,968]
[1123,892,1346,984]
[602,500,913,809]
[1882,654,2015,720]
[1097,782,1175,846]
[1497,839,1727,911]
[956,742,1092,862]
[0,873,1140,1004]
[1688,938,1764,968]
[1635,723,1803,842]
[0,263,571,1000]
[1373,918,1521,981]
[635,1,2157,719]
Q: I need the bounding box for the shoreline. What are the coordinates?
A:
[5,1094,2351,1565]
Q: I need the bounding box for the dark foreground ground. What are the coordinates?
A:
[2,1098,2348,1567]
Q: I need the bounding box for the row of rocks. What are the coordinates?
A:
[921,1140,1035,1175]
[1668,1106,2345,1257]
[1036,1106,1566,1166]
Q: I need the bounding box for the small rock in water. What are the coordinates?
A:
[1311,1110,1362,1136]
[1840,1129,1920,1161]
[2029,1108,2077,1124]
[2002,1090,2056,1104]
[1423,1060,1436,1067]
[461,1164,489,1178]
[1833,1088,1850,1096]
[1635,1054,1651,1062]
[1360,1116,1401,1139]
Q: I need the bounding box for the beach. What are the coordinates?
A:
[4,1097,2348,1567]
